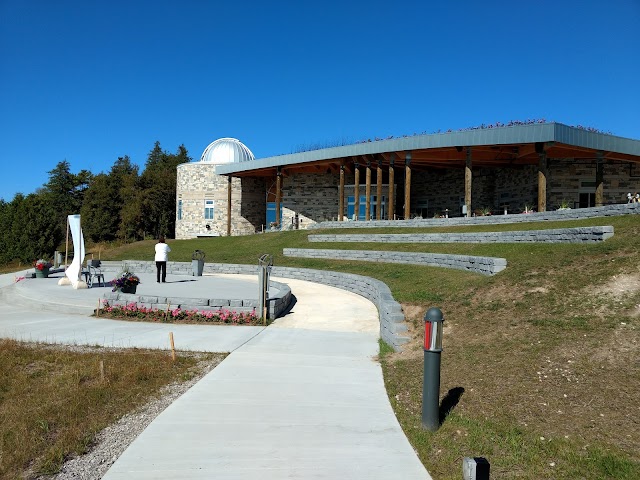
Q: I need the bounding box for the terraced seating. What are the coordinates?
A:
[308,226,614,244]
[284,248,507,275]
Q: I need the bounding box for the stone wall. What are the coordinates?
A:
[548,159,639,207]
[281,173,341,226]
[410,166,538,217]
[177,160,640,237]
[283,248,507,275]
[491,165,538,212]
[308,226,615,244]
[176,163,265,239]
[100,260,412,350]
[408,161,638,216]
[99,260,291,319]
[268,265,410,351]
[310,202,640,229]
[411,169,465,217]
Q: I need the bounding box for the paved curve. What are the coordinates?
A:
[0,271,430,480]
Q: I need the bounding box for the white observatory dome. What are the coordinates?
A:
[200,138,255,164]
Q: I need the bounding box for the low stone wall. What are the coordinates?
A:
[283,248,507,276]
[99,261,291,319]
[100,261,411,351]
[308,226,614,244]
[269,266,409,351]
[308,203,640,230]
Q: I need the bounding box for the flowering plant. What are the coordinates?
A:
[34,259,53,271]
[99,301,261,325]
[111,270,141,292]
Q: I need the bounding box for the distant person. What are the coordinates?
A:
[155,236,171,283]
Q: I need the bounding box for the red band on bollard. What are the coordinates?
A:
[424,323,432,350]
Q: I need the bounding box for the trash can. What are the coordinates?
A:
[191,250,205,276]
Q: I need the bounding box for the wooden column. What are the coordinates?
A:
[595,152,604,207]
[465,147,472,217]
[376,157,383,220]
[404,152,412,220]
[226,176,232,236]
[275,168,282,227]
[365,160,372,221]
[388,153,395,220]
[339,164,345,221]
[354,162,360,221]
[537,151,547,212]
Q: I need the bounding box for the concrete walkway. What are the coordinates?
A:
[0,271,430,479]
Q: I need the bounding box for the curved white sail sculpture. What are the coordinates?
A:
[58,215,87,289]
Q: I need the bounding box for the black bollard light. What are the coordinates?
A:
[422,307,444,431]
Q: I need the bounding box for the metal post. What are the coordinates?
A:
[258,267,265,319]
[258,254,273,324]
[422,307,444,431]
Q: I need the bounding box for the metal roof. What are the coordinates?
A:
[200,137,255,164]
[215,123,640,177]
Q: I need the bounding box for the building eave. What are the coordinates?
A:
[215,123,640,177]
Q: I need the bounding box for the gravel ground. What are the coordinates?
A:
[34,352,224,480]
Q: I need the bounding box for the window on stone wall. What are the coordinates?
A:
[204,199,214,219]
[177,199,183,220]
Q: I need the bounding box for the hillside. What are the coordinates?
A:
[104,215,640,479]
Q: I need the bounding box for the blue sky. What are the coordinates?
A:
[1,0,639,201]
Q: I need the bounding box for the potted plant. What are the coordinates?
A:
[112,269,141,294]
[34,259,53,278]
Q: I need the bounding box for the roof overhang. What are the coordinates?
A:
[215,123,640,177]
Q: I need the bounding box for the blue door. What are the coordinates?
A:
[266,202,283,225]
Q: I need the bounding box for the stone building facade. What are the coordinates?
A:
[176,162,265,238]
[177,128,640,238]
[175,138,265,239]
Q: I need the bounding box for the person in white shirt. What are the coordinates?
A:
[154,236,171,283]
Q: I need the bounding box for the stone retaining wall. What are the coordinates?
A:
[308,203,640,229]
[99,261,291,319]
[100,260,411,351]
[308,226,614,244]
[269,266,409,351]
[283,249,507,276]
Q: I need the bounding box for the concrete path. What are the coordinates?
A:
[0,271,431,479]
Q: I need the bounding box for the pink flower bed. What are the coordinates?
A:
[99,301,261,325]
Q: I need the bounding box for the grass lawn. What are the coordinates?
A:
[103,215,639,479]
[0,341,224,479]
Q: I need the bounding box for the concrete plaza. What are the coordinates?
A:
[0,269,430,479]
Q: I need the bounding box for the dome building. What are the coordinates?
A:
[175,138,265,239]
[200,137,256,164]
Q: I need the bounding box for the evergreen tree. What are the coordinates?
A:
[118,169,144,242]
[2,193,62,263]
[0,199,13,264]
[140,142,190,238]
[44,161,94,240]
[80,173,116,242]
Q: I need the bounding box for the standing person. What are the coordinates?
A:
[155,236,171,283]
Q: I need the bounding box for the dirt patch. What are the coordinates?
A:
[383,304,426,362]
[386,304,458,363]
[527,286,549,294]
[590,271,640,298]
[591,324,640,364]
[472,283,527,304]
